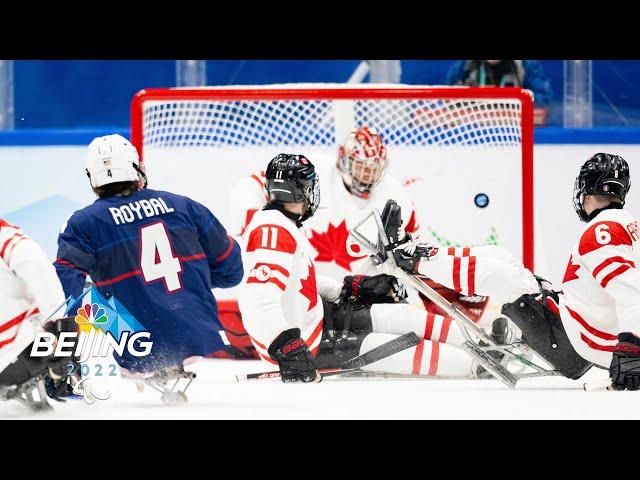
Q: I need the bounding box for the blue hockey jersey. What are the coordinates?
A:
[54,188,243,373]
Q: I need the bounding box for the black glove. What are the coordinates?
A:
[43,317,82,401]
[44,316,77,334]
[268,329,321,383]
[610,332,640,391]
[392,241,436,273]
[45,357,81,401]
[340,274,400,304]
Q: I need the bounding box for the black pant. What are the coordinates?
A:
[316,299,374,368]
[0,343,49,387]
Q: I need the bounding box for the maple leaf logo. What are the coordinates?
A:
[562,255,580,284]
[309,220,367,272]
[299,261,318,311]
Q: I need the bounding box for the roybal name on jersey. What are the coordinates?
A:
[109,197,175,225]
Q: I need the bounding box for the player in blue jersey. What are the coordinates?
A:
[54,134,243,400]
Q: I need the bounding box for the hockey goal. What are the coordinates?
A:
[130,84,534,270]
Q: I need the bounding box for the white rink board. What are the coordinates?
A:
[1,144,639,285]
[144,145,524,260]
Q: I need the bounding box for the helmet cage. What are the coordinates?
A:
[265,154,320,222]
[337,127,389,197]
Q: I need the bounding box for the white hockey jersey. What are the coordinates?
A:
[229,160,421,281]
[558,208,640,367]
[237,209,476,377]
[237,209,342,364]
[0,220,66,373]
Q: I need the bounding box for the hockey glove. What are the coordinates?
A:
[392,240,437,273]
[44,317,82,401]
[268,329,321,383]
[340,274,402,304]
[610,332,640,391]
[45,358,81,401]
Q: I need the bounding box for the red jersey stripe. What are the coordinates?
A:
[580,333,616,352]
[439,317,452,343]
[215,236,236,263]
[601,264,632,288]
[305,318,324,349]
[452,256,461,292]
[468,256,476,295]
[0,309,30,335]
[252,263,290,277]
[564,305,617,341]
[428,342,440,376]
[592,256,635,278]
[412,341,425,374]
[247,276,286,291]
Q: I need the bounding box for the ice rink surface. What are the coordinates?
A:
[1,357,638,420]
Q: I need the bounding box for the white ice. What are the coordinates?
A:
[0,357,638,420]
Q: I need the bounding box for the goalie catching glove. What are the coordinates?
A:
[610,332,640,391]
[340,274,404,304]
[268,328,321,383]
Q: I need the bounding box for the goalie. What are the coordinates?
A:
[238,154,534,381]
[223,126,489,359]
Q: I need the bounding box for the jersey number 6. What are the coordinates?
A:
[595,224,612,245]
[140,222,182,292]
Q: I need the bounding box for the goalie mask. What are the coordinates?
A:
[86,134,147,189]
[337,126,389,198]
[265,153,320,223]
[573,152,631,222]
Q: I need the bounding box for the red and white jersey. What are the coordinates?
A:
[558,208,640,367]
[0,220,66,373]
[237,209,338,365]
[415,244,540,305]
[229,160,422,280]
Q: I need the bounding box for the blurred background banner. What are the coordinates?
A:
[3,59,640,129]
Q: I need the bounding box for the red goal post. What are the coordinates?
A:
[130,85,534,271]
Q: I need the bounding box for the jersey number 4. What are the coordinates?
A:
[140,222,182,292]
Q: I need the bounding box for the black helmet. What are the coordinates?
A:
[265,153,320,223]
[573,153,631,222]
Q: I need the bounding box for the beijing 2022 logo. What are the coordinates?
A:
[30,287,153,404]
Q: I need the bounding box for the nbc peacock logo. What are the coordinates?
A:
[75,303,109,325]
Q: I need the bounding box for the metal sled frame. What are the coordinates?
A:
[132,365,197,405]
[348,209,563,388]
[0,375,53,412]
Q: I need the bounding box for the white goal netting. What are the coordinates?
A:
[131,84,534,270]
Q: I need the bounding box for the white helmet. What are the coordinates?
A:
[337,126,389,199]
[86,134,142,188]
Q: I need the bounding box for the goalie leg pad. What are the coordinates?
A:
[501,294,592,379]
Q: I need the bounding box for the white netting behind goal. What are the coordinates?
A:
[141,97,523,149]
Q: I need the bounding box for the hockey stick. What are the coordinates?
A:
[347,205,563,389]
[235,331,420,382]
